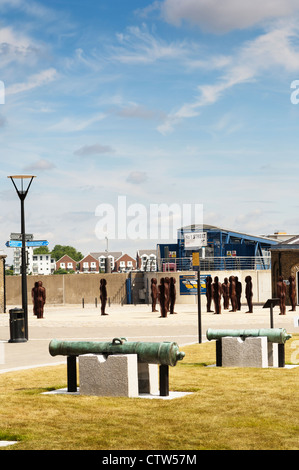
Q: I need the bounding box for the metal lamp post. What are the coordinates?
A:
[8,175,36,340]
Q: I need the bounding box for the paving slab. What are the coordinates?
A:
[0,303,297,373]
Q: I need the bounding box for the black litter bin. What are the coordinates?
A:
[9,308,27,343]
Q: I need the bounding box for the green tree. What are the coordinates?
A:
[33,246,50,255]
[51,245,83,262]
[5,268,14,276]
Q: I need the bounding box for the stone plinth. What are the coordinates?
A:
[79,354,139,397]
[138,362,159,395]
[221,337,268,368]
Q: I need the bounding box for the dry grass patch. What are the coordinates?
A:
[0,336,298,450]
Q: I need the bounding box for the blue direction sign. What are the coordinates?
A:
[5,240,49,248]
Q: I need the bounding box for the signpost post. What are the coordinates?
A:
[184,231,207,343]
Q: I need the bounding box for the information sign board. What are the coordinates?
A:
[184,232,207,250]
[179,274,208,295]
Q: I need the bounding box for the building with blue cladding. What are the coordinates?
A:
[157,225,279,271]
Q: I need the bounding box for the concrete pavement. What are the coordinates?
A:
[0,302,298,373]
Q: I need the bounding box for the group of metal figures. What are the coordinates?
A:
[150,277,176,318]
[31,273,296,319]
[205,274,296,315]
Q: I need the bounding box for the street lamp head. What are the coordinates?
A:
[8,175,36,198]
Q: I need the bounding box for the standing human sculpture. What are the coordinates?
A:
[169,277,177,314]
[277,276,286,315]
[235,276,242,311]
[31,281,39,316]
[229,276,237,312]
[32,281,46,319]
[164,277,170,314]
[288,275,296,312]
[245,275,253,313]
[205,276,213,312]
[212,276,222,314]
[222,277,230,310]
[150,278,158,312]
[100,278,108,315]
[158,278,167,317]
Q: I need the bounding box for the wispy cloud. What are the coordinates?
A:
[48,113,106,133]
[110,24,190,64]
[158,21,299,134]
[23,158,56,172]
[6,68,58,95]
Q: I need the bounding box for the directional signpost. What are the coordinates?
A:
[10,233,33,241]
[6,240,49,248]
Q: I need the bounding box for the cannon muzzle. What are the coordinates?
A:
[206,328,292,344]
[49,338,185,367]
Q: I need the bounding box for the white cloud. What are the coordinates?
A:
[0,26,41,66]
[74,144,115,156]
[116,103,163,120]
[110,24,190,64]
[158,22,299,134]
[126,171,148,184]
[160,0,299,33]
[23,158,55,172]
[6,68,57,95]
[48,113,106,133]
[0,26,30,48]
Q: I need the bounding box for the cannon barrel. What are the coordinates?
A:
[49,338,185,367]
[206,328,292,344]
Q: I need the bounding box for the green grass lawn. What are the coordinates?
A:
[0,336,298,450]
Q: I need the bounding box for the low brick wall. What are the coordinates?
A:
[5,269,273,308]
[5,273,128,306]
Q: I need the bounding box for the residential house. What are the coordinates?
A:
[13,246,33,275]
[90,252,122,272]
[79,254,99,273]
[13,247,56,275]
[32,253,56,275]
[115,253,137,272]
[136,249,157,271]
[55,255,77,272]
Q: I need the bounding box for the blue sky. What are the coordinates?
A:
[1,0,299,261]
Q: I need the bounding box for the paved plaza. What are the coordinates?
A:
[0,302,298,373]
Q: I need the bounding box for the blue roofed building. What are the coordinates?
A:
[157,224,279,271]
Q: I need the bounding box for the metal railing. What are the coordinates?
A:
[158,256,271,272]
